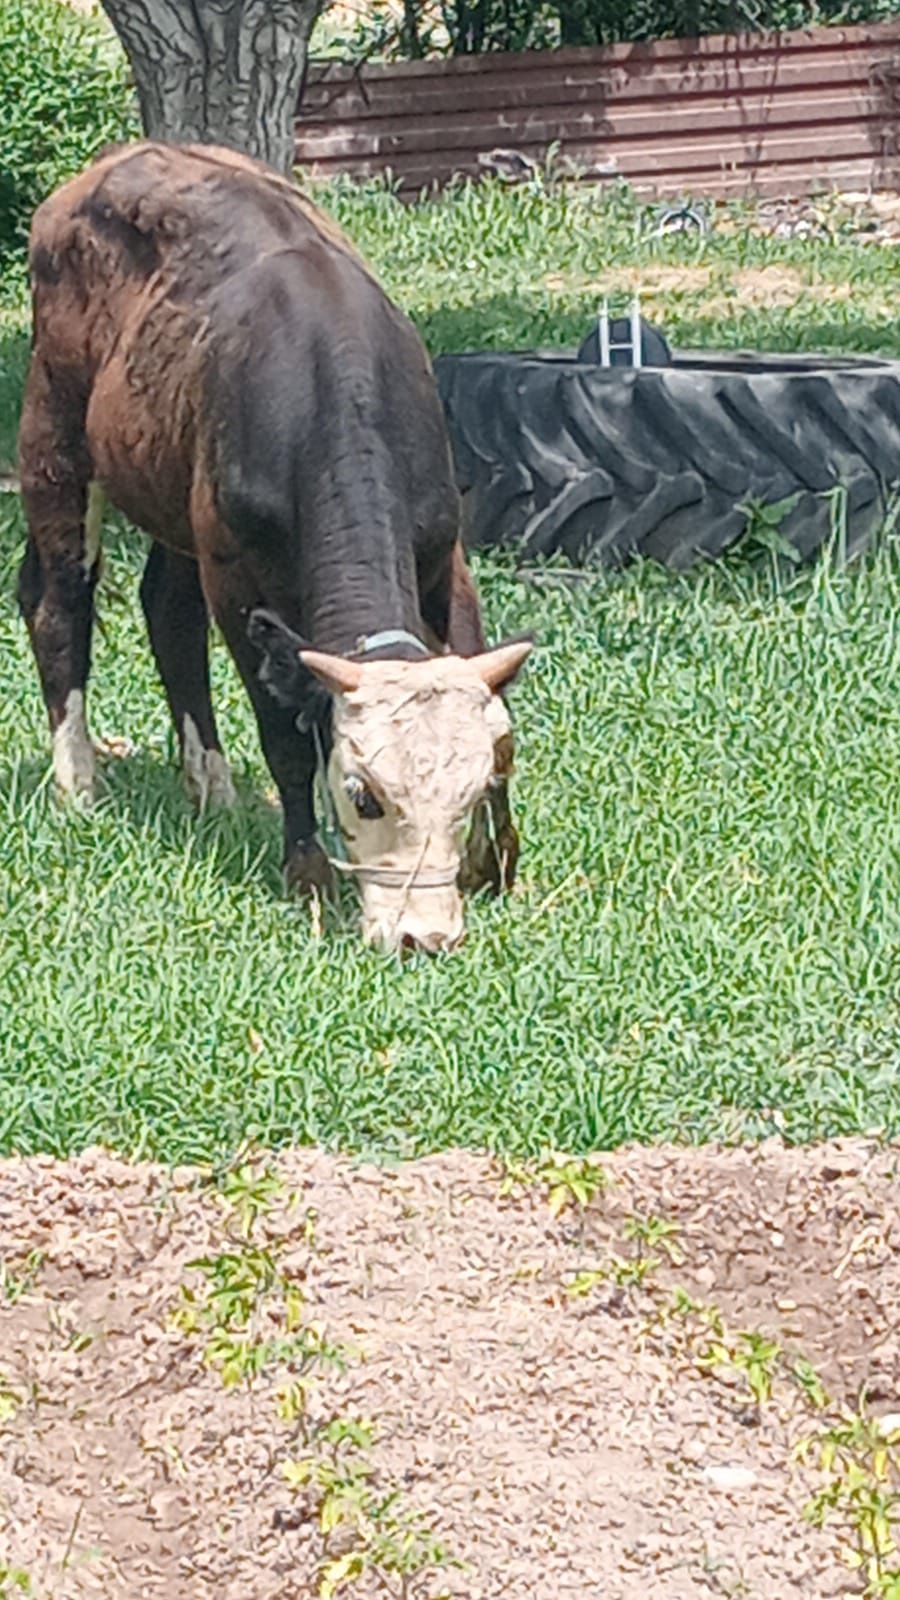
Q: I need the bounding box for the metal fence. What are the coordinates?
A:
[296,21,900,198]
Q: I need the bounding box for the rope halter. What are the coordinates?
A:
[330,859,460,889]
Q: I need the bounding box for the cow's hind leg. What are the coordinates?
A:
[18,371,100,802]
[140,544,236,808]
[421,540,521,894]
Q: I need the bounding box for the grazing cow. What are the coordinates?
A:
[18,142,531,951]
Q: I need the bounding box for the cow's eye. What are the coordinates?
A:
[345,775,383,820]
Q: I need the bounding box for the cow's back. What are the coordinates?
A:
[27,142,457,584]
[26,147,364,530]
[29,142,364,356]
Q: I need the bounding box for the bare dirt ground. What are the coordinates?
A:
[541,263,860,315]
[1,1138,897,1599]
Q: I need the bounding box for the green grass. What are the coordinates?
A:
[0,307,28,476]
[0,177,898,1163]
[321,177,899,361]
[2,499,899,1162]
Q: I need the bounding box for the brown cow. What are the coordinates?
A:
[18,142,531,951]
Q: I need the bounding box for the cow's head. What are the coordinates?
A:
[248,611,531,952]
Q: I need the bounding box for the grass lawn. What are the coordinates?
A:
[0,179,898,1163]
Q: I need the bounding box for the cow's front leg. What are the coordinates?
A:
[421,540,521,895]
[255,714,333,897]
[18,370,100,801]
[458,754,520,897]
[481,711,520,893]
[140,543,236,809]
[485,779,520,892]
[203,566,334,897]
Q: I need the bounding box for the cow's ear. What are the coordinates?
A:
[247,608,331,728]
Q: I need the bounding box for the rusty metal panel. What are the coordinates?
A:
[295,21,900,198]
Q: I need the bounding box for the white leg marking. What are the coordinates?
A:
[182,715,237,809]
[83,482,104,576]
[202,749,237,807]
[52,689,96,801]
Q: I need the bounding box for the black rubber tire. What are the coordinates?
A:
[434,349,900,568]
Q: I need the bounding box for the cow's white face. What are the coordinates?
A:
[301,646,530,952]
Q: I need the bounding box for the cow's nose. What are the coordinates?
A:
[400,928,464,956]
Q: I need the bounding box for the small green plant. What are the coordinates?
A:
[0,1374,21,1423]
[642,1290,787,1415]
[623,1211,684,1265]
[169,1152,461,1599]
[663,1287,724,1334]
[737,491,803,569]
[499,1150,608,1216]
[0,1568,32,1597]
[0,1248,44,1304]
[792,1357,831,1413]
[696,1329,783,1410]
[284,1415,459,1599]
[797,1405,900,1597]
[566,1253,660,1294]
[172,1160,344,1400]
[565,1212,686,1300]
[218,1159,289,1239]
[176,1242,288,1335]
[172,1152,456,1596]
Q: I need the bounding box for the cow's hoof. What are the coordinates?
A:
[182,720,237,810]
[284,838,335,897]
[54,778,96,809]
[184,749,237,811]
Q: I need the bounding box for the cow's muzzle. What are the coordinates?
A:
[331,855,465,953]
[333,860,463,954]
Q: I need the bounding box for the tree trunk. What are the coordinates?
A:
[100,0,326,177]
[403,0,428,58]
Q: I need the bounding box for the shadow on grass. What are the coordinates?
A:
[0,745,290,898]
[416,292,900,361]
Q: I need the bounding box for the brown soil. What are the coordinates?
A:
[1,1139,898,1598]
[543,265,714,296]
[541,263,866,315]
[731,267,810,308]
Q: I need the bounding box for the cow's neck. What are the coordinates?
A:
[303,534,425,657]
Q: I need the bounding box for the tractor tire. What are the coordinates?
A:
[433,349,900,568]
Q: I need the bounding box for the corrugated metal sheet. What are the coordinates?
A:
[295,22,900,197]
